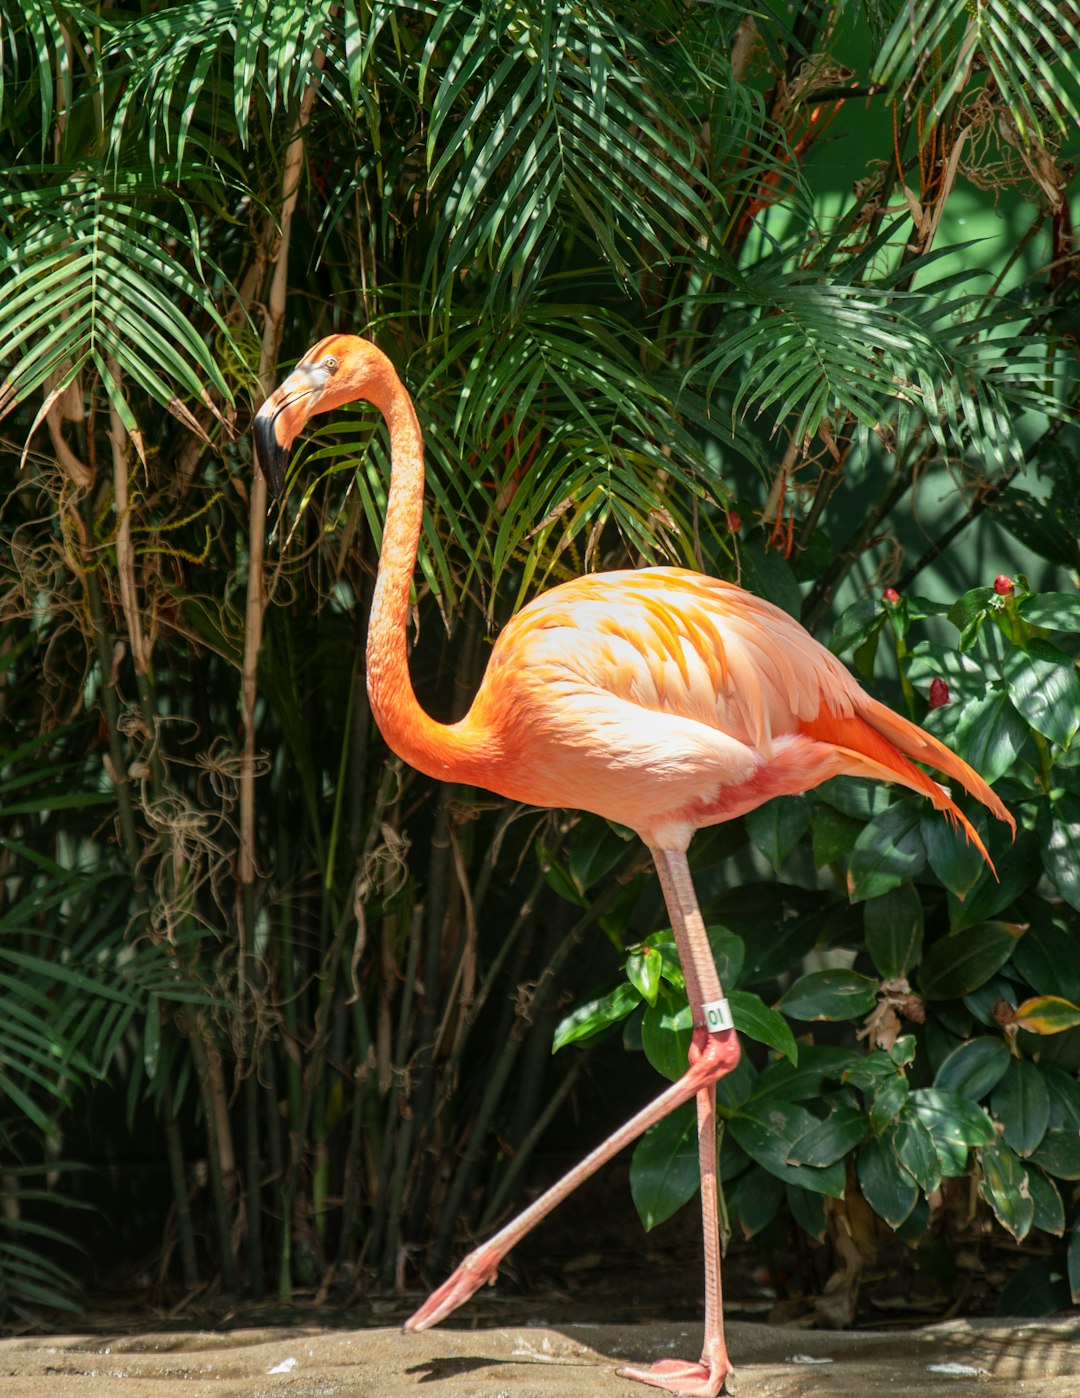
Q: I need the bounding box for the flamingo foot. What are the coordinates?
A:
[403,1248,501,1332]
[616,1355,732,1397]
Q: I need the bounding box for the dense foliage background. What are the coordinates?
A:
[1,0,1079,1328]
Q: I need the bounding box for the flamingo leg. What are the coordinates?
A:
[405,847,739,1398]
[616,849,733,1397]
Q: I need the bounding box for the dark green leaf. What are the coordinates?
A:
[847,800,927,900]
[1020,594,1080,632]
[869,1073,910,1132]
[729,989,798,1064]
[864,882,924,978]
[729,1104,846,1197]
[979,1140,1034,1241]
[953,690,1030,784]
[787,1104,867,1168]
[1028,1169,1065,1236]
[787,1183,827,1241]
[997,1260,1070,1317]
[812,803,863,867]
[991,1060,1050,1157]
[641,996,693,1083]
[892,1113,941,1194]
[919,921,1025,1000]
[626,947,663,1007]
[921,811,988,901]
[552,981,640,1051]
[1070,1217,1080,1304]
[1002,639,1080,748]
[858,1134,918,1228]
[910,1087,996,1176]
[629,1102,699,1230]
[1009,919,1080,1004]
[1045,795,1080,912]
[1029,1127,1080,1180]
[933,1036,1011,1101]
[745,795,813,871]
[778,968,878,1022]
[733,1165,784,1237]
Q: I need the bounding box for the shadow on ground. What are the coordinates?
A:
[1,1314,1079,1397]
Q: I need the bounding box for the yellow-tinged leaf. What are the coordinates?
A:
[1014,995,1080,1036]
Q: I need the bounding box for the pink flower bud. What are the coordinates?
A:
[994,575,1014,597]
[928,677,950,710]
[882,587,900,604]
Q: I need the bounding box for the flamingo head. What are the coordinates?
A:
[254,333,397,495]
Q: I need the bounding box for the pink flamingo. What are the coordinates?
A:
[255,334,1013,1396]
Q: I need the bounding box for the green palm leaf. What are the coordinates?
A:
[874,0,1080,144]
[0,170,234,419]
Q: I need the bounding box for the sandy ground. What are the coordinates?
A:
[2,1315,1079,1398]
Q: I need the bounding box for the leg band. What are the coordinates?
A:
[701,998,734,1032]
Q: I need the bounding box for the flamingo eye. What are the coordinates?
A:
[322,355,339,372]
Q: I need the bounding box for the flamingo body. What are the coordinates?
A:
[376,564,1007,857]
[255,334,1013,1397]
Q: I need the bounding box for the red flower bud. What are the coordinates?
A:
[994,575,1014,596]
[882,587,901,604]
[928,677,950,710]
[727,510,742,533]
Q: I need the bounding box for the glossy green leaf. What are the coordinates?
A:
[1029,1128,1080,1180]
[787,1183,827,1241]
[979,1140,1034,1241]
[933,1036,1011,1101]
[858,1134,918,1228]
[1019,593,1080,632]
[1009,920,1080,1005]
[733,1165,784,1237]
[641,998,692,1083]
[745,795,813,871]
[1028,1169,1065,1236]
[891,1113,941,1195]
[552,981,639,1051]
[953,690,1030,784]
[750,1046,861,1104]
[869,1073,910,1133]
[1002,639,1080,748]
[921,812,988,901]
[729,989,798,1064]
[626,947,663,1007]
[864,882,924,978]
[910,1088,996,1176]
[991,1060,1050,1158]
[1045,795,1080,912]
[812,803,863,868]
[919,921,1025,1000]
[847,800,927,900]
[787,1104,867,1168]
[1042,1064,1080,1129]
[729,1105,846,1197]
[777,968,878,1022]
[629,1102,699,1230]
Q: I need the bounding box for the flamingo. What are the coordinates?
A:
[254,333,1013,1396]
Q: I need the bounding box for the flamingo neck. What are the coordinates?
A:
[364,379,490,782]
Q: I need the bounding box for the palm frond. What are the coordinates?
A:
[0,169,235,420]
[421,1,716,302]
[874,0,1080,145]
[0,0,72,151]
[688,254,1065,471]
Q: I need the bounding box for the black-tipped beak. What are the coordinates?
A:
[254,361,333,498]
[254,407,290,496]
